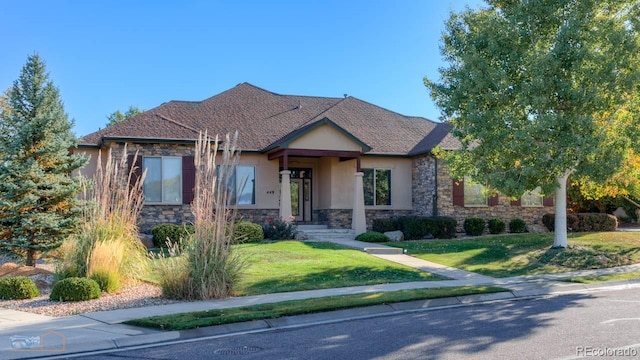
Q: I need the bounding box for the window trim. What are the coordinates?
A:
[363,168,392,207]
[143,156,183,205]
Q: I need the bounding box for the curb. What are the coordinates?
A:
[11,280,640,359]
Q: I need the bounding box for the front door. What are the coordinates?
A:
[288,169,312,222]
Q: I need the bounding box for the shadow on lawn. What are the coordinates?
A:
[240,266,443,296]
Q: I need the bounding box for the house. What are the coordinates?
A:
[77,83,553,234]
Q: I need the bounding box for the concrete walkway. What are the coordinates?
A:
[3,248,640,359]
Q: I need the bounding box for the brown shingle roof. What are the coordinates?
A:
[79,83,456,155]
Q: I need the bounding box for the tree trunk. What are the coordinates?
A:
[553,172,571,248]
[26,249,37,267]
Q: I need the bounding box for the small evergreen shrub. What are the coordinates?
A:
[151,224,194,248]
[234,221,264,243]
[488,218,506,234]
[509,218,527,233]
[89,269,121,293]
[263,218,297,240]
[50,277,101,302]
[372,218,400,233]
[575,213,618,232]
[464,218,486,236]
[399,217,433,240]
[355,231,389,242]
[0,276,39,300]
[431,216,457,239]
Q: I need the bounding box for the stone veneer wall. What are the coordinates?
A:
[436,162,553,231]
[412,155,437,217]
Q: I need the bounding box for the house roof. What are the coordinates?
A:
[79,83,460,155]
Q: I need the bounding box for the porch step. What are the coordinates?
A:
[297,228,356,241]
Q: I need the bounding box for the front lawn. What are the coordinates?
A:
[561,271,640,284]
[125,285,507,330]
[387,232,640,278]
[146,241,444,296]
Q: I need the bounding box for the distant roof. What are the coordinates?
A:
[79,82,460,155]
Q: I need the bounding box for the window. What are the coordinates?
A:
[363,168,391,206]
[521,187,543,207]
[463,176,488,206]
[218,165,256,205]
[143,157,182,204]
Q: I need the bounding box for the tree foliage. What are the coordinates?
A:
[106,105,143,127]
[426,0,640,246]
[0,54,88,265]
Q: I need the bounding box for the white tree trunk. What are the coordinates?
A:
[553,172,571,248]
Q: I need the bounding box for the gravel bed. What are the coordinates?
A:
[0,282,180,317]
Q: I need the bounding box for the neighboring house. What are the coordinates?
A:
[76,83,553,233]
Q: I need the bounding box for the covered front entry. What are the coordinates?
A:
[265,118,371,234]
[289,168,312,222]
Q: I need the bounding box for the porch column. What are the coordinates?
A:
[279,170,292,221]
[352,171,366,235]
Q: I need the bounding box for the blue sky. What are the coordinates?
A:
[1,1,484,137]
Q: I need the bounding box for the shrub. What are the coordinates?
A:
[372,218,400,233]
[89,269,121,293]
[509,218,527,233]
[488,218,506,234]
[464,218,486,236]
[399,217,435,240]
[151,224,195,248]
[575,213,617,232]
[234,221,264,243]
[355,231,389,242]
[263,218,297,240]
[0,276,39,300]
[50,277,101,302]
[431,216,457,239]
[395,216,457,240]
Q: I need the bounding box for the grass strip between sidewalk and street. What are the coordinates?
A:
[124,285,508,331]
[560,271,640,284]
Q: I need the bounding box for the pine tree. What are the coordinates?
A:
[0,54,88,266]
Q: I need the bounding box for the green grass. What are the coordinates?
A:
[562,271,640,284]
[145,241,445,295]
[124,285,507,330]
[387,232,640,278]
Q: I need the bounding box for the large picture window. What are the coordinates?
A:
[218,165,256,205]
[143,157,182,204]
[521,187,543,207]
[463,176,487,206]
[363,168,391,206]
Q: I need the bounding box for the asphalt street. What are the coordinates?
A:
[65,286,640,360]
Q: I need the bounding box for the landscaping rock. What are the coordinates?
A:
[526,224,548,233]
[293,231,308,241]
[384,230,404,242]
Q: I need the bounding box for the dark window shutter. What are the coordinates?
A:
[452,179,464,206]
[510,198,522,206]
[127,154,143,189]
[543,196,554,206]
[182,156,195,204]
[488,193,499,206]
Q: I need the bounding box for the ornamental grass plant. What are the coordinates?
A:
[56,145,149,292]
[156,132,246,300]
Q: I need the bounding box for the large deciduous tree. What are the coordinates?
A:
[106,105,143,127]
[425,0,640,248]
[0,54,88,266]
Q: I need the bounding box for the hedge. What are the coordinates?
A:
[543,213,617,232]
